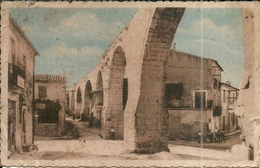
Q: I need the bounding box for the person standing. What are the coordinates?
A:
[73,113,76,121]
[198,130,201,143]
[110,126,115,140]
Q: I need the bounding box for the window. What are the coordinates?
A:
[227,91,230,103]
[165,83,184,100]
[165,83,184,107]
[23,55,26,71]
[38,86,47,98]
[194,91,206,108]
[223,90,226,102]
[10,38,16,65]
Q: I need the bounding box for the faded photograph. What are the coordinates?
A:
[1,2,259,167]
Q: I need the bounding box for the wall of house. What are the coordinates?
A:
[166,50,223,137]
[34,81,66,137]
[168,109,212,140]
[221,85,239,132]
[8,18,37,152]
[166,50,221,109]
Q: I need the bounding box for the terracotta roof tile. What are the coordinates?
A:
[35,74,66,83]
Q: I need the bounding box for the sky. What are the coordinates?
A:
[9,8,245,88]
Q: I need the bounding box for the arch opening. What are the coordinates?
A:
[76,87,82,118]
[82,80,93,121]
[107,46,128,140]
[71,91,75,112]
[89,71,104,128]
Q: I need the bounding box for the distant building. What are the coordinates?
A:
[34,74,66,137]
[166,49,223,140]
[66,88,76,116]
[221,81,240,132]
[7,16,39,154]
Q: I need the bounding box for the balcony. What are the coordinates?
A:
[8,63,25,89]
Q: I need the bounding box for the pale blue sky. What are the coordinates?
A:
[9,8,245,88]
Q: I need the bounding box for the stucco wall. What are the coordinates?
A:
[34,81,66,137]
[166,50,221,108]
[8,17,37,150]
[168,109,212,140]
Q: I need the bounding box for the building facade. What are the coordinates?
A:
[221,82,240,132]
[166,49,223,140]
[7,16,39,154]
[34,74,66,137]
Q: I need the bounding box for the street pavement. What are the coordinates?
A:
[10,118,249,163]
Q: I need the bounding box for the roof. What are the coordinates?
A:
[35,74,66,83]
[170,49,224,71]
[9,15,40,56]
[221,82,240,91]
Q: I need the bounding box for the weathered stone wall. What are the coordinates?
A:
[234,8,260,161]
[134,8,185,153]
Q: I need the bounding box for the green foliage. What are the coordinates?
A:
[33,99,61,111]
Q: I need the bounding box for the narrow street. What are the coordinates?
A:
[66,116,102,140]
[34,116,102,141]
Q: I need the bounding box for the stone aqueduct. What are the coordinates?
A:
[67,8,185,153]
[67,7,259,156]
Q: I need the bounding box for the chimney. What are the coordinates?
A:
[226,81,231,85]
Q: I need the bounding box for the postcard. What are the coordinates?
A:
[1,1,259,167]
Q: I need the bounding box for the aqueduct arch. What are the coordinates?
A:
[64,7,259,155]
[82,80,93,121]
[76,87,82,117]
[102,8,185,152]
[104,46,127,139]
[70,8,185,153]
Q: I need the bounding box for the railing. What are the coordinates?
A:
[227,97,237,107]
[8,63,25,88]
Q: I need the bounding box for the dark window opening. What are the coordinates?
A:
[195,91,206,108]
[38,86,47,98]
[223,90,226,102]
[207,99,213,108]
[213,106,222,116]
[11,38,16,65]
[123,78,128,110]
[165,83,184,108]
[165,83,184,100]
[232,113,235,125]
[213,78,221,90]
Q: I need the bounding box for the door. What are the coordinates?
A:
[22,106,27,144]
[223,116,225,130]
[8,100,16,152]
